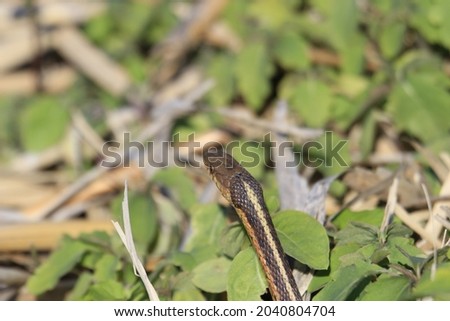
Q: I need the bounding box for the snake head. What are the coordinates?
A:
[202,147,240,202]
[203,147,235,172]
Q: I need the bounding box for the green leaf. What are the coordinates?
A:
[220,224,245,258]
[128,281,149,301]
[77,232,113,269]
[94,254,120,282]
[386,74,450,143]
[263,185,281,215]
[386,237,424,268]
[288,80,333,127]
[336,74,369,98]
[386,223,413,238]
[171,245,218,272]
[235,43,274,110]
[248,0,294,30]
[173,278,205,301]
[171,251,197,271]
[329,0,359,49]
[120,264,138,287]
[437,1,450,49]
[273,30,309,70]
[66,272,93,300]
[153,167,198,212]
[414,262,450,300]
[184,204,227,251]
[309,243,360,292]
[333,208,385,230]
[330,96,360,130]
[379,21,406,59]
[80,252,102,270]
[370,247,390,264]
[173,287,205,301]
[327,0,364,73]
[149,191,183,256]
[273,210,329,270]
[309,132,351,179]
[207,53,236,106]
[340,35,365,74]
[341,243,379,265]
[313,260,384,300]
[222,1,249,37]
[191,257,231,293]
[27,237,87,295]
[359,275,412,300]
[372,0,406,13]
[19,96,70,151]
[85,280,128,300]
[78,231,112,252]
[409,0,450,50]
[227,247,267,300]
[335,222,379,246]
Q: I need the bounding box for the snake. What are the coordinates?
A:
[203,148,302,301]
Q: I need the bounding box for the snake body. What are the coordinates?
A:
[203,149,302,301]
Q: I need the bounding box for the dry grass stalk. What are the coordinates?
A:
[112,182,159,301]
[380,177,398,236]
